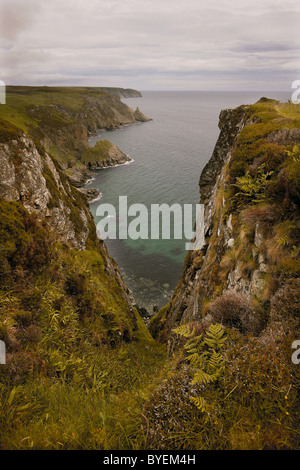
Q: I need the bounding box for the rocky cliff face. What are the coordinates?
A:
[0,122,136,321]
[150,99,300,351]
[0,133,94,249]
[25,90,151,167]
[1,87,151,187]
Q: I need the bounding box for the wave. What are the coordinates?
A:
[89,192,103,203]
[85,176,96,185]
[100,156,135,170]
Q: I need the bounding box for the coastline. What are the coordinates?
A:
[78,155,135,201]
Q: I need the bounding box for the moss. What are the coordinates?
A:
[0,117,23,143]
[149,303,170,339]
[82,139,113,163]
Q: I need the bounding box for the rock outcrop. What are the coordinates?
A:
[133,107,152,122]
[2,86,151,187]
[0,124,135,315]
[0,134,94,250]
[82,140,132,169]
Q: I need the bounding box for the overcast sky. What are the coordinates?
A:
[0,0,299,91]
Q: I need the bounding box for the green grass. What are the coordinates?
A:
[0,197,168,450]
[0,86,137,166]
[82,139,114,163]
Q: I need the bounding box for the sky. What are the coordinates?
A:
[0,0,299,91]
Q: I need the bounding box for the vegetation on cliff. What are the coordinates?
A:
[146,99,300,450]
[0,95,299,450]
[0,197,166,449]
[0,86,150,174]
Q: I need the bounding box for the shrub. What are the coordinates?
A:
[270,278,300,327]
[232,164,273,207]
[240,204,277,228]
[205,290,265,335]
[23,324,42,345]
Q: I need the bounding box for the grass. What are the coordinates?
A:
[0,86,138,166]
[82,139,115,163]
[0,196,168,450]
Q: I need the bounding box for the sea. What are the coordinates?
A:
[86,90,290,312]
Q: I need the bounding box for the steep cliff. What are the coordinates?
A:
[1,93,300,450]
[0,86,151,185]
[0,107,162,397]
[0,88,167,450]
[144,98,300,450]
[0,114,139,317]
[150,99,300,348]
[0,124,93,249]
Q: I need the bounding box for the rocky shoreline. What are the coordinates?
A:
[67,113,151,200]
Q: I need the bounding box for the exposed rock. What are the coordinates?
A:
[133,107,153,122]
[266,127,300,145]
[199,106,247,204]
[0,135,93,249]
[77,187,102,202]
[83,141,132,169]
[65,163,93,187]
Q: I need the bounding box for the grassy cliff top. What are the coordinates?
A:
[0,86,141,134]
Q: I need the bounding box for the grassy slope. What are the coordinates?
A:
[0,198,167,449]
[0,86,88,132]
[0,86,137,166]
[82,139,117,163]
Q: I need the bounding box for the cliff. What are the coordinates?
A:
[1,92,300,450]
[0,86,151,185]
[0,109,162,404]
[143,98,300,450]
[150,98,300,349]
[0,124,93,249]
[92,87,142,98]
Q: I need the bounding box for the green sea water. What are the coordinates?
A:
[87,90,290,311]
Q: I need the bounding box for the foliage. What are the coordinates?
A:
[0,197,167,449]
[232,164,273,206]
[204,291,266,335]
[173,323,226,413]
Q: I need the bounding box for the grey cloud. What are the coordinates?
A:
[232,42,300,53]
[0,0,299,90]
[0,0,40,41]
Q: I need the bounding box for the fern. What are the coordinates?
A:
[173,322,227,414]
[204,323,227,350]
[285,145,300,162]
[232,163,273,205]
[191,369,216,386]
[173,324,195,338]
[190,396,207,412]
